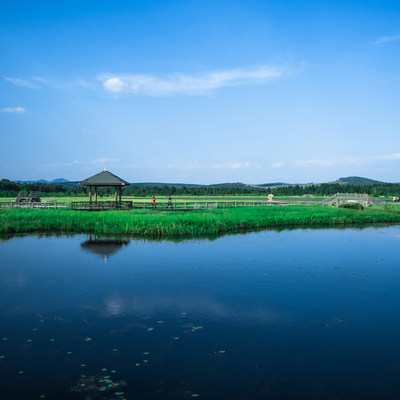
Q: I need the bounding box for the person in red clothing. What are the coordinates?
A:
[152,196,156,208]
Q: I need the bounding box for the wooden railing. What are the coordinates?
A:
[0,201,69,209]
[320,193,385,206]
[1,195,393,211]
[71,201,133,210]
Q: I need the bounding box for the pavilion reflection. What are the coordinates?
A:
[80,236,130,262]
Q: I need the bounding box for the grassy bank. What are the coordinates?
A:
[1,205,400,237]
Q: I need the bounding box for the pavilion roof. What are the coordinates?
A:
[79,170,130,186]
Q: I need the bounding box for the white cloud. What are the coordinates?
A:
[4,77,40,88]
[5,76,94,91]
[231,162,250,169]
[43,160,83,168]
[103,77,127,92]
[43,159,120,168]
[376,153,400,160]
[294,152,400,168]
[92,158,120,164]
[374,35,400,44]
[1,106,27,114]
[271,161,284,168]
[99,65,286,96]
[167,161,251,170]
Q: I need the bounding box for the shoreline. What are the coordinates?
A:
[1,205,400,237]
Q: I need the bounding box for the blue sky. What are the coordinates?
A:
[1,0,400,184]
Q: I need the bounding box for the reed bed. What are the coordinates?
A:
[1,205,400,237]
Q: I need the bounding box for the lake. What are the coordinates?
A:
[1,226,400,399]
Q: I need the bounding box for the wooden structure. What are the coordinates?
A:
[79,169,130,203]
[16,190,41,203]
[320,193,385,207]
[71,201,133,210]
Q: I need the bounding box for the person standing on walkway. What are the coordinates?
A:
[152,196,156,209]
[167,195,173,209]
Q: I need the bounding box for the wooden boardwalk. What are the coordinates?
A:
[0,194,392,210]
[320,193,385,207]
[71,201,133,211]
[0,200,69,209]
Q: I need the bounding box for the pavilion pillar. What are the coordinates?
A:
[89,186,92,202]
[119,187,122,202]
[95,186,98,202]
[115,187,118,202]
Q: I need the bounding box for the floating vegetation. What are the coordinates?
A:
[0,355,4,359]
[18,370,24,374]
[146,327,154,332]
[2,338,8,341]
[156,320,164,324]
[85,337,93,342]
[191,326,203,332]
[71,373,127,398]
[173,337,180,340]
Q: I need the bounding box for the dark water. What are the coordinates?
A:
[1,226,400,400]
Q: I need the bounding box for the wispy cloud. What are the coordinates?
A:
[43,159,119,168]
[44,160,83,168]
[1,106,27,114]
[99,65,286,96]
[5,65,288,96]
[294,153,400,168]
[5,76,94,91]
[4,77,40,88]
[271,161,284,168]
[167,161,251,170]
[374,35,400,45]
[92,158,120,165]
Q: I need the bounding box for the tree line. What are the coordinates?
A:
[1,179,400,198]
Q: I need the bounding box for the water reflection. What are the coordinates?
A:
[1,227,400,399]
[80,236,130,262]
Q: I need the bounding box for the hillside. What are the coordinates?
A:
[333,176,387,186]
[10,176,392,189]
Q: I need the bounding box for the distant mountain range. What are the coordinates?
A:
[14,178,71,184]
[11,176,394,188]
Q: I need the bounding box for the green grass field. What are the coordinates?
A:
[1,204,400,237]
[0,195,325,203]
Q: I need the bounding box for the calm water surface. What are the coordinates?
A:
[1,226,400,400]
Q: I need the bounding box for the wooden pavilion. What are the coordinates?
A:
[73,169,133,210]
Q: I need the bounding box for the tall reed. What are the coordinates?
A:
[1,205,400,237]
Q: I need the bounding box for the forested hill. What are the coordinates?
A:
[333,176,387,185]
[1,177,400,197]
